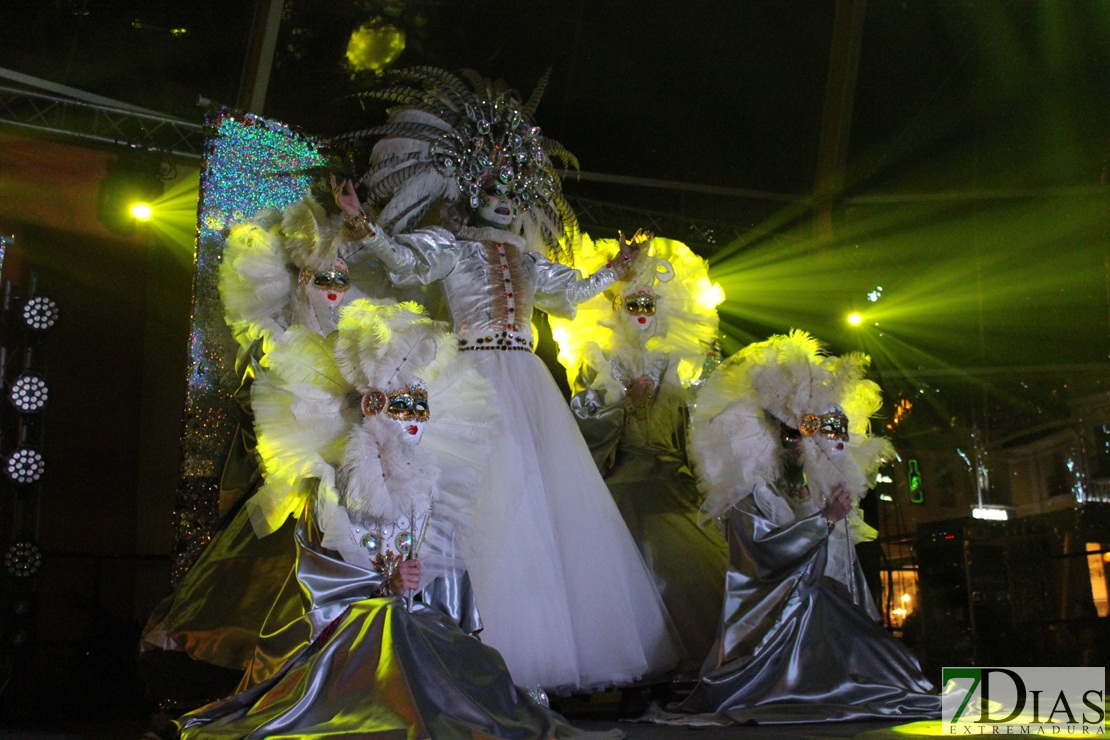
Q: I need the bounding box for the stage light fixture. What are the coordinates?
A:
[847,312,863,326]
[97,148,165,235]
[5,447,45,484]
[22,295,59,331]
[8,373,48,413]
[130,202,154,221]
[3,541,42,578]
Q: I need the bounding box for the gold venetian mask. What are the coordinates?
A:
[361,381,430,422]
[614,289,657,316]
[798,411,849,442]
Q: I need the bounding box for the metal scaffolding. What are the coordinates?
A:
[0,69,204,161]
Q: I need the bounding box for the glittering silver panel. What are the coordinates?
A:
[170,108,325,584]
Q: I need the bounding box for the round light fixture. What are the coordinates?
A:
[22,296,60,331]
[5,447,45,484]
[9,373,48,413]
[4,541,42,578]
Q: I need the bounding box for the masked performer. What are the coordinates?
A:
[141,196,367,686]
[334,67,682,693]
[648,330,939,725]
[177,300,614,738]
[550,234,728,668]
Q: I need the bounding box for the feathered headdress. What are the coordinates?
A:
[551,234,724,403]
[219,196,352,351]
[340,66,580,264]
[691,330,892,527]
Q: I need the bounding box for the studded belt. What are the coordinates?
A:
[458,332,533,352]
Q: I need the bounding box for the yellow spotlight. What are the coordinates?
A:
[695,278,726,312]
[130,202,153,221]
[346,20,406,73]
[847,312,863,326]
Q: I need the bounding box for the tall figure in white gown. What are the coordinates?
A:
[335,67,682,693]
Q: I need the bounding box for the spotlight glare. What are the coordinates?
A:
[97,149,165,234]
[346,20,406,72]
[696,278,726,311]
[9,374,49,413]
[847,312,863,326]
[130,202,153,221]
[5,447,45,484]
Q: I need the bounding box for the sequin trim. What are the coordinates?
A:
[458,332,534,352]
[460,345,533,352]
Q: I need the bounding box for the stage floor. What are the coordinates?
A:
[0,718,933,740]
[1,680,938,739]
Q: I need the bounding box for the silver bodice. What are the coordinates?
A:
[355,225,619,348]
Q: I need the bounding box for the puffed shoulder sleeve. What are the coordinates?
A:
[340,226,460,288]
[529,253,618,319]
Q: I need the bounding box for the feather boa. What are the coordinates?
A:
[339,416,438,524]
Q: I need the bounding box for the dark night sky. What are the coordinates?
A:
[10,2,1106,193]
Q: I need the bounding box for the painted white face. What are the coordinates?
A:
[474,181,520,228]
[303,259,351,309]
[394,418,425,445]
[627,310,655,332]
[381,383,429,445]
[816,434,847,455]
[618,289,657,332]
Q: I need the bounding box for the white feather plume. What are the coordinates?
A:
[218,217,293,353]
[248,328,354,538]
[339,416,438,524]
[333,300,452,391]
[690,330,893,533]
[219,195,350,353]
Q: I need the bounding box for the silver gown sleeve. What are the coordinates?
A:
[341,226,460,288]
[569,364,625,472]
[529,253,618,319]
